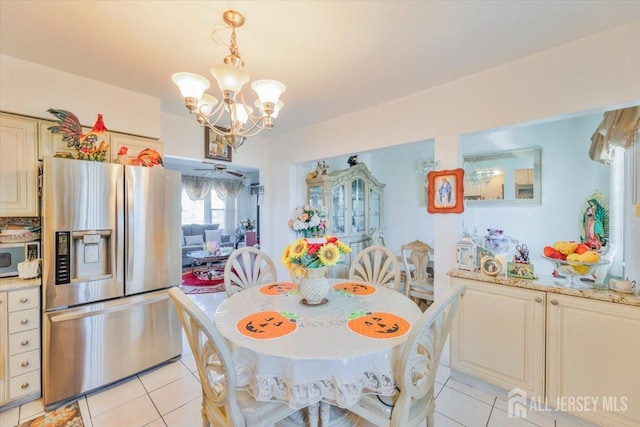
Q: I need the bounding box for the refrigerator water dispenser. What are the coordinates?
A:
[54,230,112,284]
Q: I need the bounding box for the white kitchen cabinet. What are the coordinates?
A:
[450,278,546,398]
[110,133,163,162]
[546,294,640,427]
[0,113,38,216]
[38,119,95,159]
[0,286,41,409]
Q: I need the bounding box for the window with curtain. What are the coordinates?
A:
[209,189,226,227]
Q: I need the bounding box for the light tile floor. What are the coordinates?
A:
[0,291,603,427]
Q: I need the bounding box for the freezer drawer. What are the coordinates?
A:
[43,289,181,407]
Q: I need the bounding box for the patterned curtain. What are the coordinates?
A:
[590,106,640,164]
[212,178,244,201]
[182,176,213,201]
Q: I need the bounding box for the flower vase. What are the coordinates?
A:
[294,266,330,305]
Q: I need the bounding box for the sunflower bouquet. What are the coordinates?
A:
[281,235,351,272]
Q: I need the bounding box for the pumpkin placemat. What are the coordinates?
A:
[237,311,300,340]
[259,282,298,296]
[346,311,410,339]
[333,282,377,296]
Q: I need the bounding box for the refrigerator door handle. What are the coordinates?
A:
[125,168,134,283]
[47,291,170,323]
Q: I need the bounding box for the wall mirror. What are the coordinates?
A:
[463,147,541,206]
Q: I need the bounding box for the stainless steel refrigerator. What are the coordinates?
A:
[41,156,182,409]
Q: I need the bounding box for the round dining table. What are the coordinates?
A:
[214,278,422,421]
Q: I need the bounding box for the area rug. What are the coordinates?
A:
[19,401,83,427]
[181,271,225,294]
[182,283,226,294]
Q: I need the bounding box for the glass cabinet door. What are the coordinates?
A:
[351,179,365,233]
[331,184,345,234]
[308,185,323,208]
[369,189,381,232]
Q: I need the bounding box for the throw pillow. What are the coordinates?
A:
[184,234,204,246]
[205,229,222,242]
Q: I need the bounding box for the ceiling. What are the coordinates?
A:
[2,1,639,138]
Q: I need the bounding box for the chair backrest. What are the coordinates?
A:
[224,246,277,296]
[349,245,401,290]
[391,284,466,426]
[168,287,244,426]
[401,240,434,296]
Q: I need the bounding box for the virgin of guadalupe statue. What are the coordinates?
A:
[580,191,608,250]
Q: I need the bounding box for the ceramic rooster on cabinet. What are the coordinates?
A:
[47,108,109,161]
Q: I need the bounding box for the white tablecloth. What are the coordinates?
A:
[214,279,421,409]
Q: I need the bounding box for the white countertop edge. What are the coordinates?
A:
[0,276,41,291]
[448,269,640,308]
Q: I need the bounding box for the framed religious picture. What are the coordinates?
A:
[427,168,465,214]
[204,127,232,162]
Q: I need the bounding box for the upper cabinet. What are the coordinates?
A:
[0,113,38,217]
[110,133,163,162]
[306,162,385,241]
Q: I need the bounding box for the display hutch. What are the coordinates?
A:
[306,163,385,274]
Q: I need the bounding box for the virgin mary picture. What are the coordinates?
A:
[580,191,608,250]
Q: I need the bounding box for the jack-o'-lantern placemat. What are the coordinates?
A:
[259,282,298,296]
[237,310,300,340]
[333,282,377,296]
[346,311,410,339]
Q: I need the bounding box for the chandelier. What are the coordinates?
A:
[172,10,285,152]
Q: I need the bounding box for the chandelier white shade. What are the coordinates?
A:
[172,10,285,152]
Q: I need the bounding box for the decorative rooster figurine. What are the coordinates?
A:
[47,108,109,162]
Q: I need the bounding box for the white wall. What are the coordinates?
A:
[265,22,640,299]
[0,55,160,137]
[460,113,612,277]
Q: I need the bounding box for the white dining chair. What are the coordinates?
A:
[401,240,435,311]
[168,287,299,426]
[349,245,401,291]
[224,246,277,296]
[347,283,467,427]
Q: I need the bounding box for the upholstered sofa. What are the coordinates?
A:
[181,223,234,267]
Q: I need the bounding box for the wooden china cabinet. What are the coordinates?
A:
[306,163,385,275]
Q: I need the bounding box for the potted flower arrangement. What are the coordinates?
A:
[288,205,328,238]
[239,218,256,231]
[281,235,351,305]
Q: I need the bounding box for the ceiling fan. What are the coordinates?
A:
[195,163,244,178]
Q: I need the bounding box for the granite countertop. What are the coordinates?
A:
[448,269,640,308]
[0,276,41,291]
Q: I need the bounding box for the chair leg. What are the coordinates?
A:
[427,409,434,427]
[308,402,319,427]
[319,401,331,426]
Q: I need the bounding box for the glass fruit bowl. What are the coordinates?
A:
[542,255,610,289]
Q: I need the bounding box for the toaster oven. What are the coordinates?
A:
[0,241,40,277]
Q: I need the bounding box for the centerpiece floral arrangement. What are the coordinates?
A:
[239,217,256,231]
[281,235,351,272]
[288,205,328,238]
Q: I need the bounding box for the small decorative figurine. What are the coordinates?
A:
[348,155,358,167]
[47,108,110,162]
[514,243,530,263]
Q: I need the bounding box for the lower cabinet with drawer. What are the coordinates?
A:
[0,286,41,409]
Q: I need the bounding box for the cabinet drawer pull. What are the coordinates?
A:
[20,319,29,325]
[20,297,29,303]
[535,297,542,303]
[21,382,30,389]
[21,340,29,346]
[21,361,30,368]
[550,300,559,305]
